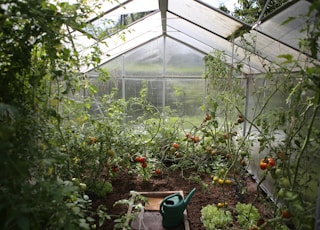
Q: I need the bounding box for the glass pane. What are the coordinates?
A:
[258,0,310,51]
[89,77,123,115]
[147,80,163,109]
[92,77,123,99]
[86,55,123,79]
[124,79,163,119]
[165,37,205,77]
[167,29,213,54]
[165,79,205,117]
[125,38,163,77]
[106,0,158,16]
[88,0,158,39]
[99,56,123,78]
[166,12,263,74]
[94,12,162,66]
[168,0,243,38]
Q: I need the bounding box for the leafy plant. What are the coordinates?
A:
[235,202,260,229]
[200,204,233,229]
[89,181,113,197]
[0,0,110,229]
[113,191,148,229]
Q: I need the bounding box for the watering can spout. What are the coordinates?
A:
[184,188,196,207]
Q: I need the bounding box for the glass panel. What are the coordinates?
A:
[200,0,239,12]
[166,12,263,74]
[246,76,265,121]
[147,80,163,109]
[165,79,205,117]
[81,13,162,73]
[99,56,123,78]
[125,38,163,77]
[168,0,243,38]
[106,0,158,16]
[258,0,310,51]
[237,32,310,72]
[86,55,123,79]
[167,29,212,54]
[93,77,123,99]
[71,31,96,52]
[165,38,205,77]
[89,77,123,115]
[124,79,163,119]
[88,0,158,39]
[167,12,233,52]
[86,0,128,21]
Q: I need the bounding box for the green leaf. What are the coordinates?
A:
[281,16,296,26]
[17,215,30,230]
[277,54,293,64]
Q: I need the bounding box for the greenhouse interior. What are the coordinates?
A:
[1,0,320,229]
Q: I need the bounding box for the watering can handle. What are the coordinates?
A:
[159,192,181,215]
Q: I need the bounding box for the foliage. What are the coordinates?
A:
[233,0,289,24]
[237,2,319,229]
[90,181,113,198]
[202,3,320,229]
[235,202,260,228]
[113,191,148,229]
[200,204,233,230]
[0,0,108,229]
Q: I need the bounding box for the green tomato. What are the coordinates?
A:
[280,178,290,188]
[79,183,87,191]
[277,188,285,198]
[275,168,282,176]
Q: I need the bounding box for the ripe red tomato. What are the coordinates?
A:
[112,165,119,172]
[141,162,147,168]
[155,169,161,175]
[88,136,97,145]
[240,159,247,167]
[135,156,141,162]
[193,136,200,143]
[257,218,265,226]
[204,114,212,121]
[260,159,268,170]
[281,209,291,219]
[267,157,276,167]
[172,143,179,149]
[140,157,146,163]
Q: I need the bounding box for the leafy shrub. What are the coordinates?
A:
[235,202,260,228]
[200,204,232,229]
[90,181,113,197]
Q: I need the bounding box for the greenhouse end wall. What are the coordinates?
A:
[88,36,206,119]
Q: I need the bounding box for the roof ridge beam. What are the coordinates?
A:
[159,0,168,35]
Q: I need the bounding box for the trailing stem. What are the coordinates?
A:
[292,90,320,187]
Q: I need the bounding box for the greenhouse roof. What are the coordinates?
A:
[75,0,317,75]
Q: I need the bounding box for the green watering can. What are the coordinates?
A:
[160,188,196,228]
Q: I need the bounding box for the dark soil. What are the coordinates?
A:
[92,170,274,230]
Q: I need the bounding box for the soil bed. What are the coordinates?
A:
[92,170,274,229]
